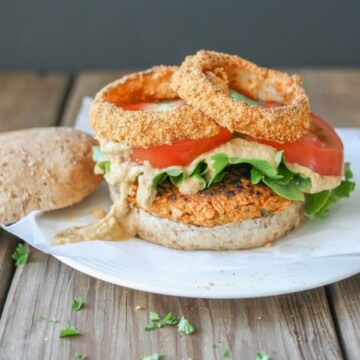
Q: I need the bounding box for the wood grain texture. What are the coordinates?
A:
[0,72,69,315]
[0,233,17,315]
[61,71,133,127]
[0,248,343,360]
[285,68,360,127]
[329,275,360,359]
[0,72,69,131]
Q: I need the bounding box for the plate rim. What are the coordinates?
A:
[54,255,360,299]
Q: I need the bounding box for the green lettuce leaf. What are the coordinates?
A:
[152,151,311,202]
[152,168,184,188]
[305,162,356,218]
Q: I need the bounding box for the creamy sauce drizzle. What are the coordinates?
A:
[287,163,341,193]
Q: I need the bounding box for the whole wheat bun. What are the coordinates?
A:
[109,186,304,250]
[134,203,304,250]
[0,127,102,225]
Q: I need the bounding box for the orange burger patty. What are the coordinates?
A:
[129,165,294,227]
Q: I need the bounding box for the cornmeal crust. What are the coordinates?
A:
[90,66,222,148]
[172,50,311,142]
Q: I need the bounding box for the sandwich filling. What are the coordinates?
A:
[93,92,352,215]
[53,92,355,245]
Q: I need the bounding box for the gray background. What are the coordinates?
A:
[1,0,359,71]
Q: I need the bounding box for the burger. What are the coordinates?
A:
[85,50,354,250]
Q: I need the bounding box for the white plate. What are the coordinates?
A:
[6,128,360,299]
[55,255,360,298]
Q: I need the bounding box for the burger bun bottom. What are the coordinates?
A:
[110,185,304,250]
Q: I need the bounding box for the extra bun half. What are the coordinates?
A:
[0,127,102,225]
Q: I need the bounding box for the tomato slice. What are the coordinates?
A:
[124,100,232,168]
[131,126,232,168]
[250,102,344,176]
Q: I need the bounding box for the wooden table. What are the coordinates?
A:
[0,69,359,360]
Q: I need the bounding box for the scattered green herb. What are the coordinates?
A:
[220,347,230,358]
[177,316,196,335]
[161,312,179,326]
[71,299,85,312]
[35,315,45,322]
[144,312,180,331]
[75,354,87,360]
[149,311,160,322]
[144,322,163,331]
[59,326,81,338]
[139,353,163,360]
[11,243,29,266]
[256,352,272,360]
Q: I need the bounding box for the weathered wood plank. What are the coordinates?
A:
[0,72,69,131]
[0,70,351,360]
[329,275,360,359]
[286,68,360,127]
[291,68,360,358]
[0,72,69,314]
[0,248,343,360]
[0,233,17,315]
[61,71,133,127]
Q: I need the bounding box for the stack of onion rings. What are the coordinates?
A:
[90,66,223,148]
[171,50,311,142]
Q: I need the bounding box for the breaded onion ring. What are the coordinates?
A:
[90,66,222,148]
[172,50,311,142]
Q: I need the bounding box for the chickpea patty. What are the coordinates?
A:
[129,165,294,227]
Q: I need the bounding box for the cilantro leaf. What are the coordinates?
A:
[161,312,179,326]
[220,347,230,358]
[11,243,29,266]
[177,316,196,335]
[305,162,355,218]
[140,353,163,360]
[59,326,81,338]
[256,352,272,360]
[75,354,87,360]
[149,311,160,322]
[144,322,162,331]
[71,299,85,312]
[144,312,179,331]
